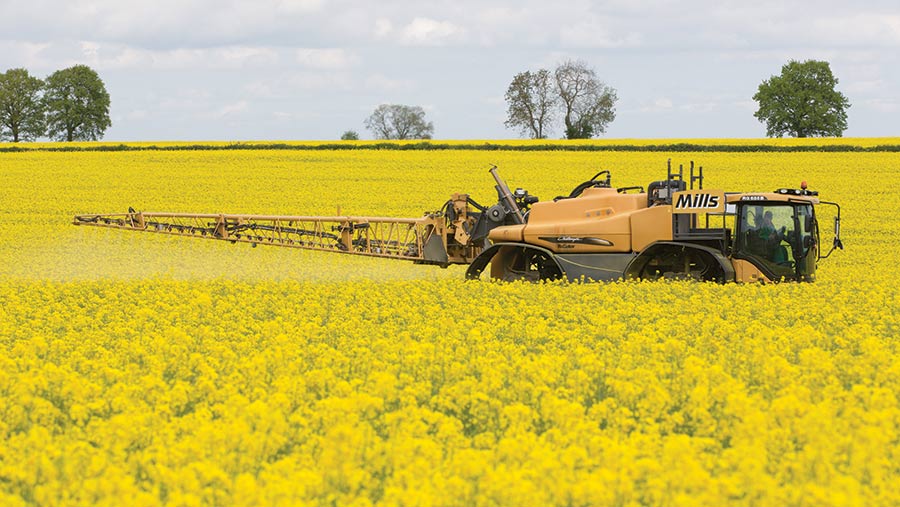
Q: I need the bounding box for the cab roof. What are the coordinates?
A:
[726,192,820,204]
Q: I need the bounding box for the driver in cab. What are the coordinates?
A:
[757,211,788,263]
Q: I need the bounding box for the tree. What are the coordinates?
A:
[504,61,617,139]
[340,130,360,140]
[753,60,850,138]
[43,64,111,142]
[0,68,45,142]
[364,104,433,140]
[554,60,617,139]
[504,69,556,139]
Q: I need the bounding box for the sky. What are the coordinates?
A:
[2,0,899,141]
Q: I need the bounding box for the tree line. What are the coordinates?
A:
[0,65,111,142]
[360,58,850,140]
[1,59,850,143]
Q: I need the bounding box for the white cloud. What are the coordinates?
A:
[558,17,642,48]
[274,0,324,14]
[863,98,900,113]
[289,73,353,91]
[374,18,393,38]
[846,79,886,95]
[470,6,541,46]
[295,49,357,70]
[45,42,282,70]
[241,72,355,101]
[126,109,148,120]
[219,47,280,66]
[399,17,466,46]
[680,101,718,113]
[811,13,900,46]
[0,41,54,70]
[80,41,100,59]
[2,0,328,50]
[214,100,249,119]
[734,100,758,111]
[481,95,506,106]
[159,89,213,110]
[640,98,674,112]
[4,0,900,140]
[888,14,900,37]
[244,81,275,98]
[364,74,415,92]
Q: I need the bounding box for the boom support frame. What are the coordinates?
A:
[73,203,481,266]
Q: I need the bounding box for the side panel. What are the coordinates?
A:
[421,232,449,265]
[527,188,645,222]
[523,213,632,253]
[555,253,635,282]
[522,188,645,254]
[732,258,772,283]
[630,205,673,252]
[488,224,525,242]
[672,190,726,213]
[467,243,633,282]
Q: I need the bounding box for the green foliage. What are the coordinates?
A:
[340,130,360,141]
[753,60,850,138]
[0,68,46,142]
[43,65,111,142]
[555,60,617,139]
[364,104,434,140]
[565,123,593,140]
[504,69,556,139]
[505,61,617,140]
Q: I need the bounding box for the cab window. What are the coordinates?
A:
[735,204,797,276]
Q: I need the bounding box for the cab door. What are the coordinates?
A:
[733,202,816,281]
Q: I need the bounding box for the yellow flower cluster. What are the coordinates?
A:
[1,142,898,505]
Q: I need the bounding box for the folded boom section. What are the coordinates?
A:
[73,211,457,263]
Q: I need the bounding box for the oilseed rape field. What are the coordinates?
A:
[1,142,899,506]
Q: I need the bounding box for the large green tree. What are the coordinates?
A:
[753,60,850,138]
[43,64,111,142]
[364,104,433,140]
[0,68,45,142]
